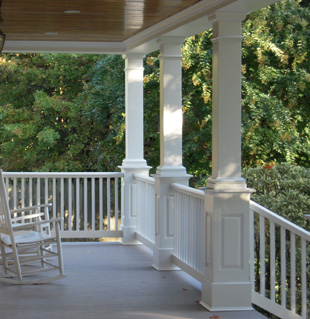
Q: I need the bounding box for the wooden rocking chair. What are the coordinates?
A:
[0,170,65,284]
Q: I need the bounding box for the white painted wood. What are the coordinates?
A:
[61,178,64,231]
[114,177,119,231]
[280,226,286,308]
[152,36,190,270]
[3,172,123,239]
[122,53,145,164]
[199,11,254,312]
[250,201,309,319]
[76,178,80,231]
[107,178,111,231]
[53,178,56,219]
[84,177,87,232]
[99,178,103,231]
[270,221,276,302]
[120,53,150,244]
[13,177,17,209]
[36,177,40,205]
[156,36,186,175]
[252,292,303,319]
[68,178,72,231]
[91,178,95,231]
[134,174,155,245]
[301,239,307,319]
[260,215,266,297]
[29,178,33,206]
[0,170,65,284]
[206,11,247,190]
[249,209,255,290]
[171,183,205,274]
[21,178,25,208]
[290,232,296,313]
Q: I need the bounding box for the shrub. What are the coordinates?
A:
[243,163,310,229]
[243,163,310,318]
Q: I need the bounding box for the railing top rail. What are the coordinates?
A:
[2,172,124,178]
[250,200,310,241]
[134,174,155,184]
[170,183,205,200]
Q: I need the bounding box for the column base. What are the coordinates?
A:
[152,247,180,271]
[206,176,247,190]
[155,165,189,177]
[200,280,253,311]
[120,159,149,169]
[119,225,141,245]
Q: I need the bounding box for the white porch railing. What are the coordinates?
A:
[3,172,308,319]
[134,174,155,248]
[3,172,123,239]
[170,183,206,282]
[143,181,309,319]
[250,201,310,319]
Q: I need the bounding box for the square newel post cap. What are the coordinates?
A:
[205,176,255,193]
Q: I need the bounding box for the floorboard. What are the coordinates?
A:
[0,243,267,319]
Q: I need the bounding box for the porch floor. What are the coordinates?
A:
[0,243,267,319]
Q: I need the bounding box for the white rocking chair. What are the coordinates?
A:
[0,170,65,284]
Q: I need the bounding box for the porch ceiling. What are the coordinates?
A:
[0,0,281,54]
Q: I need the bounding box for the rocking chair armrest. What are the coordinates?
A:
[11,213,45,223]
[10,203,52,214]
[12,217,63,230]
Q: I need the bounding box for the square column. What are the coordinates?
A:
[156,36,187,177]
[207,12,247,190]
[120,53,150,245]
[153,37,191,270]
[200,12,254,311]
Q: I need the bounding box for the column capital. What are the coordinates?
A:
[122,52,145,59]
[157,36,185,58]
[157,36,185,46]
[208,11,247,23]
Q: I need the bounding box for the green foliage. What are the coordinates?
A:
[0,0,309,182]
[143,53,160,173]
[182,31,213,184]
[242,0,310,167]
[76,55,126,171]
[243,163,310,228]
[0,53,125,172]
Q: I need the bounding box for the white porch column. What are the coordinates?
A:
[152,37,191,270]
[200,12,254,311]
[120,53,150,245]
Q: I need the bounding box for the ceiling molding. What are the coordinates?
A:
[3,40,126,54]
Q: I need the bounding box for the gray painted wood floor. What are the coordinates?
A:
[0,243,268,319]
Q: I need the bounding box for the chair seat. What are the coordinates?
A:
[1,231,53,246]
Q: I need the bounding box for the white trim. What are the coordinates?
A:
[252,292,303,319]
[3,40,126,54]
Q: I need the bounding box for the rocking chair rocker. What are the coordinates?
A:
[0,169,65,284]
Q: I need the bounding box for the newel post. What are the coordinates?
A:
[200,12,254,311]
[152,37,191,270]
[120,53,150,245]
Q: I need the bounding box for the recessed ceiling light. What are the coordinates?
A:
[45,32,58,35]
[64,10,81,14]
